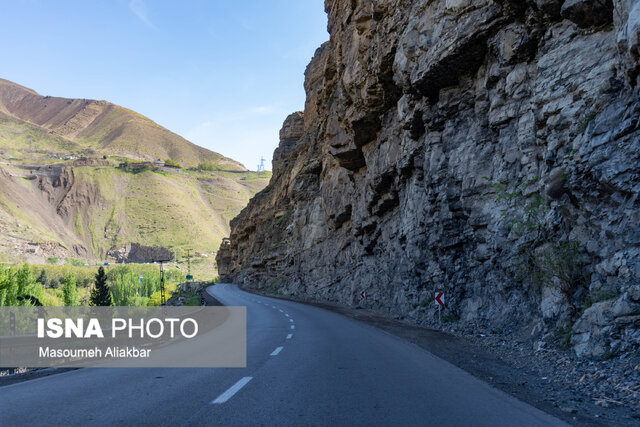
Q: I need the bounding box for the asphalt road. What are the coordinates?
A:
[0,284,567,426]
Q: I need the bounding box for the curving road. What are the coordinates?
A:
[0,284,566,426]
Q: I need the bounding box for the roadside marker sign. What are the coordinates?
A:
[360,290,366,299]
[435,292,444,325]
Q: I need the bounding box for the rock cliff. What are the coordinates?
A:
[218,0,640,359]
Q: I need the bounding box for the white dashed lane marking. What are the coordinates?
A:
[289,319,293,322]
[286,334,293,339]
[270,346,283,356]
[291,325,295,330]
[211,377,253,404]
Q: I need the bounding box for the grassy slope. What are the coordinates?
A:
[0,78,244,169]
[0,164,271,260]
[0,114,80,160]
[67,167,271,258]
[73,105,241,169]
[0,78,272,262]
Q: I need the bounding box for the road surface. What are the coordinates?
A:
[0,284,567,426]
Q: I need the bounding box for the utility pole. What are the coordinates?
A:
[257,156,265,172]
[177,250,193,282]
[160,261,166,305]
[156,258,172,305]
[186,250,192,281]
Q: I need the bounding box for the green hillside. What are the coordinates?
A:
[0,78,244,169]
[74,166,266,257]
[0,78,271,263]
[0,113,80,160]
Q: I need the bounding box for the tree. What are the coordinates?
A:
[15,264,33,299]
[47,277,60,290]
[0,268,18,306]
[36,269,48,286]
[13,264,44,306]
[90,267,113,306]
[63,273,79,306]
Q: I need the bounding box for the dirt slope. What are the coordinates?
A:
[0,163,270,261]
[0,78,243,169]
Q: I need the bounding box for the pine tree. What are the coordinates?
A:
[63,273,79,306]
[90,267,113,306]
[36,269,48,286]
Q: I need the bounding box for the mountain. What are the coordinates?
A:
[0,78,243,169]
[217,0,640,364]
[0,79,270,262]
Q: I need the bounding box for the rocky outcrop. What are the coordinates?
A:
[107,243,174,264]
[561,0,614,28]
[218,0,640,359]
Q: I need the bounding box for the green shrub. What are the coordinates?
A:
[164,159,182,169]
[579,110,597,132]
[555,326,572,349]
[442,313,460,323]
[487,178,587,300]
[197,162,218,171]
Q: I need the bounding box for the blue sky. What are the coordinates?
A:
[0,0,328,170]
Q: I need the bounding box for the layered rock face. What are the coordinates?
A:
[218,0,640,358]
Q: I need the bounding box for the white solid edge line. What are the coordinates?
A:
[211,376,253,404]
[270,346,283,356]
[291,325,295,329]
[286,334,293,339]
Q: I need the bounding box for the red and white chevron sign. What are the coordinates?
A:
[360,290,366,299]
[434,292,445,306]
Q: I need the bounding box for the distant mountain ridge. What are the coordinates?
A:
[0,78,242,170]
